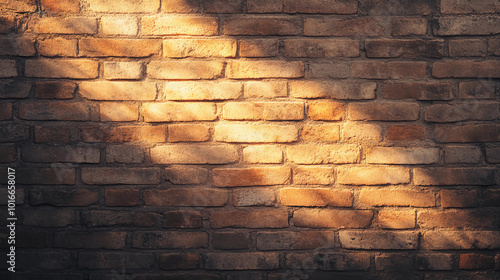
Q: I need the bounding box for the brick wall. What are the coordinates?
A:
[1,0,499,279]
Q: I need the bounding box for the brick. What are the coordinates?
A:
[414,167,496,185]
[359,0,437,15]
[444,146,482,163]
[490,38,500,56]
[80,38,159,57]
[160,253,199,270]
[418,210,494,228]
[205,0,242,13]
[348,102,419,121]
[360,189,435,207]
[0,15,16,34]
[383,83,453,100]
[165,165,208,184]
[101,16,138,35]
[366,39,444,58]
[25,59,98,79]
[103,62,142,80]
[11,167,76,185]
[434,124,500,142]
[289,145,359,164]
[239,39,278,57]
[223,102,304,120]
[215,124,297,143]
[378,211,415,229]
[284,0,357,14]
[367,147,439,164]
[441,0,500,14]
[433,61,500,78]
[144,189,227,207]
[210,210,288,228]
[426,102,498,122]
[35,126,70,143]
[243,145,282,163]
[223,16,300,35]
[486,147,500,163]
[205,253,279,270]
[247,0,282,13]
[38,38,77,57]
[151,145,237,164]
[0,81,31,98]
[244,80,287,98]
[16,229,50,248]
[0,103,12,120]
[31,17,97,34]
[35,81,75,99]
[78,252,155,270]
[81,81,156,100]
[30,188,97,206]
[434,15,500,36]
[227,61,303,79]
[257,231,335,250]
[290,81,376,99]
[339,231,419,249]
[141,16,218,35]
[293,166,335,185]
[105,189,140,206]
[342,123,383,143]
[145,102,216,122]
[0,38,35,56]
[54,232,125,249]
[0,124,29,142]
[307,63,350,79]
[84,210,158,227]
[213,167,290,187]
[19,102,89,121]
[391,17,427,36]
[305,17,387,36]
[0,144,15,162]
[338,166,410,185]
[81,167,161,184]
[22,208,74,227]
[285,39,359,58]
[449,39,487,57]
[441,189,478,208]
[308,101,345,120]
[376,253,413,271]
[86,0,159,12]
[280,188,352,207]
[233,188,276,206]
[416,254,454,271]
[423,231,500,249]
[81,126,166,142]
[164,39,236,58]
[460,253,495,270]
[22,145,99,163]
[148,61,223,79]
[161,81,241,100]
[459,81,497,99]
[285,252,370,271]
[213,232,249,249]
[106,145,144,163]
[294,209,372,228]
[353,61,428,79]
[168,124,209,142]
[100,103,138,121]
[387,125,426,141]
[18,251,72,270]
[161,0,201,12]
[163,211,202,228]
[302,124,340,142]
[0,60,16,77]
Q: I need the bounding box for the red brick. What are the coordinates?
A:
[294,209,372,228]
[352,61,428,79]
[305,17,387,36]
[163,211,202,228]
[106,145,144,163]
[285,252,370,271]
[14,167,75,185]
[414,167,496,185]
[366,147,439,164]
[348,102,419,121]
[0,38,35,56]
[86,0,159,12]
[391,17,427,36]
[54,232,125,249]
[459,81,497,99]
[290,81,376,99]
[35,81,76,99]
[22,145,99,163]
[441,0,500,14]
[30,188,98,206]
[78,252,155,270]
[0,103,12,120]
[167,124,209,142]
[215,124,298,143]
[213,232,249,249]
[35,126,70,143]
[307,63,350,78]
[359,0,437,15]
[151,145,237,164]
[444,146,482,163]
[148,61,223,79]
[144,189,227,207]
[239,39,278,57]
[25,59,98,79]
[415,254,454,271]
[280,188,352,207]
[339,231,419,249]
[30,17,98,34]
[383,83,453,100]
[426,102,498,122]
[132,231,208,249]
[434,16,500,35]
[423,231,500,249]
[308,101,345,120]
[302,124,340,142]
[257,231,335,250]
[210,210,288,228]
[433,61,500,78]
[338,166,410,185]
[0,144,15,162]
[205,253,279,270]
[287,145,359,164]
[81,126,166,142]
[0,124,29,142]
[284,0,357,14]
[378,211,415,229]
[387,125,426,141]
[165,165,208,184]
[441,190,478,208]
[80,38,160,57]
[22,208,75,227]
[160,253,199,270]
[141,15,218,35]
[83,210,158,227]
[0,81,31,98]
[105,189,140,207]
[40,0,80,12]
[133,273,219,280]
[360,189,435,207]
[81,167,160,185]
[293,166,335,185]
[366,39,444,58]
[213,167,290,187]
[233,188,276,206]
[434,124,500,142]
[449,39,487,57]
[247,0,282,13]
[285,39,359,58]
[418,210,494,228]
[460,253,495,270]
[161,0,201,12]
[223,16,300,35]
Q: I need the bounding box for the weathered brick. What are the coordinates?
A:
[0,144,15,162]
[17,251,73,270]
[144,189,227,207]
[81,167,161,184]
[287,144,359,164]
[459,253,495,270]
[31,17,97,34]
[0,38,35,56]
[433,61,500,78]
[213,232,249,249]
[19,102,89,121]
[0,81,31,98]
[349,102,419,121]
[449,39,487,57]
[213,167,290,187]
[459,81,497,99]
[165,165,208,184]
[233,188,276,206]
[0,124,29,142]
[101,16,138,35]
[441,0,500,14]
[239,39,278,57]
[280,188,352,207]
[353,61,428,79]
[25,59,98,79]
[22,145,99,163]
[293,166,335,185]
[383,83,453,100]
[38,38,77,57]
[305,17,387,36]
[338,166,410,185]
[359,0,437,15]
[144,102,216,122]
[391,17,427,36]
[378,211,415,229]
[223,102,304,120]
[414,167,496,185]
[434,16,500,35]
[247,0,282,13]
[204,0,242,13]
[161,81,241,100]
[0,60,16,77]
[418,210,494,228]
[290,81,376,99]
[360,189,435,207]
[100,103,138,121]
[215,124,298,143]
[366,147,439,164]
[22,208,75,227]
[294,209,373,228]
[160,253,199,270]
[35,81,76,99]
[375,253,413,271]
[434,124,500,142]
[148,61,223,79]
[105,189,140,207]
[79,38,159,57]
[257,231,335,250]
[223,16,300,35]
[35,126,70,143]
[489,38,500,55]
[307,63,350,79]
[83,210,158,227]
[78,252,155,270]
[308,101,345,120]
[54,232,125,249]
[423,231,500,249]
[284,0,357,14]
[387,125,426,141]
[0,15,16,34]
[342,123,383,143]
[243,145,282,163]
[0,103,12,120]
[444,146,482,163]
[339,231,419,249]
[366,39,444,58]
[164,39,236,58]
[302,124,340,142]
[161,0,201,12]
[205,253,279,270]
[16,229,51,248]
[426,102,498,122]
[441,189,478,208]
[168,124,209,142]
[141,16,218,35]
[244,80,287,98]
[415,254,454,271]
[81,126,166,142]
[285,39,359,57]
[226,61,304,79]
[103,62,143,80]
[86,0,159,12]
[151,145,237,164]
[163,210,202,228]
[106,145,144,163]
[14,167,75,185]
[486,147,500,163]
[285,252,370,271]
[210,210,288,228]
[30,188,97,206]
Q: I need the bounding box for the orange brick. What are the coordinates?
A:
[349,102,419,121]
[422,231,500,250]
[101,16,138,35]
[148,61,223,79]
[337,166,410,185]
[214,124,298,143]
[366,147,439,164]
[223,102,304,120]
[294,209,373,228]
[141,16,218,36]
[163,39,236,58]
[161,0,201,12]
[289,81,376,99]
[247,0,282,13]
[161,81,242,100]
[243,145,283,163]
[81,126,166,142]
[293,166,335,185]
[226,61,304,79]
[391,17,427,36]
[244,80,287,98]
[387,125,426,141]
[280,188,352,207]
[103,62,143,80]
[233,188,276,206]
[0,38,35,56]
[168,124,210,142]
[25,59,98,79]
[308,101,345,120]
[143,102,217,122]
[40,0,80,12]
[100,103,138,122]
[433,60,500,78]
[79,39,160,57]
[343,123,383,143]
[359,189,435,207]
[223,16,300,35]
[284,39,359,57]
[378,211,415,229]
[19,102,90,121]
[287,145,359,164]
[165,166,208,184]
[302,124,340,142]
[210,210,288,228]
[86,0,159,12]
[150,145,238,164]
[38,38,77,57]
[441,189,478,208]
[31,17,97,34]
[213,167,290,187]
[80,82,156,100]
[239,39,279,57]
[418,210,494,228]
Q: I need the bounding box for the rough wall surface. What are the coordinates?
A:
[0,0,500,279]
